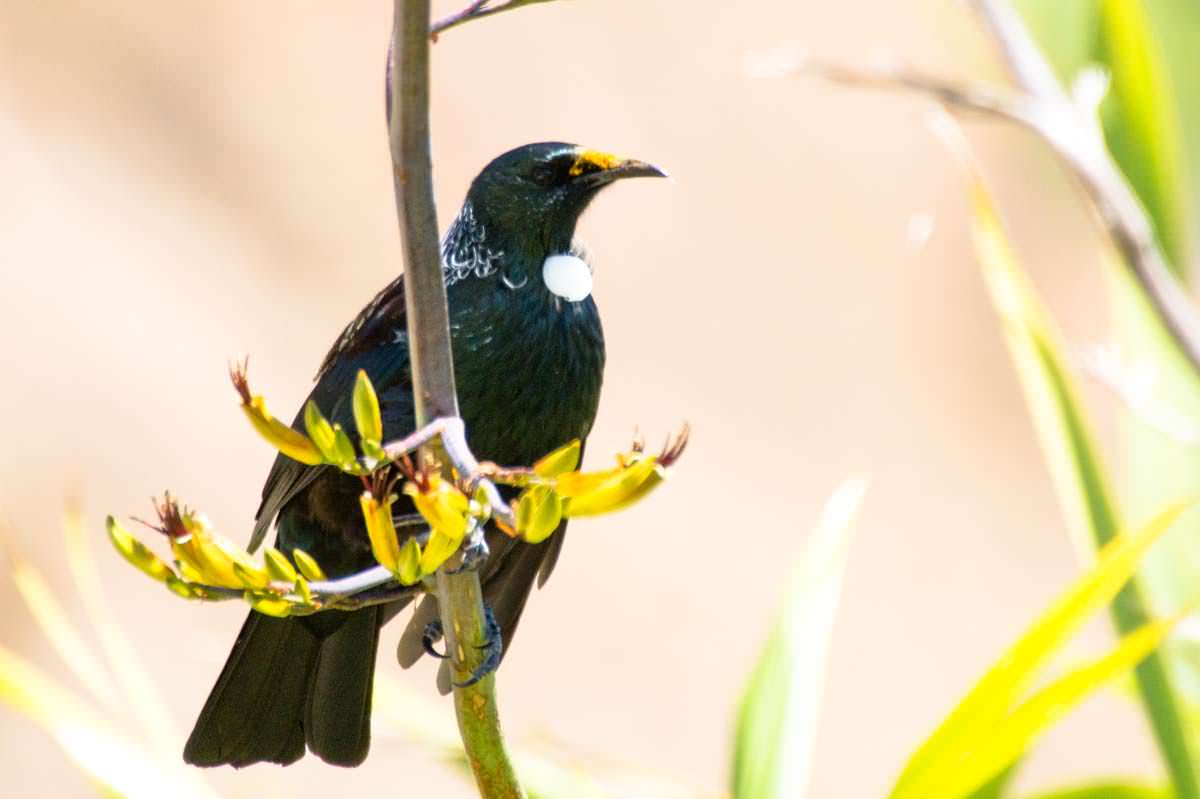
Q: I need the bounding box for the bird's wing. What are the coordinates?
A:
[249,275,413,552]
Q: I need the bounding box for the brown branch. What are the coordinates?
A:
[756,41,1200,380]
[388,1,524,797]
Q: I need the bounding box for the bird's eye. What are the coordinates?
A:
[529,163,557,186]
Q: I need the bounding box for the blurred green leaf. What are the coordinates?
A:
[1009,0,1101,81]
[1098,0,1191,275]
[887,503,1184,799]
[968,763,1020,799]
[0,644,219,799]
[1012,0,1193,277]
[913,119,1200,798]
[731,477,867,799]
[926,615,1179,799]
[1022,781,1169,799]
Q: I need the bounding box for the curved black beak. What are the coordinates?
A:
[602,159,669,181]
[570,149,669,187]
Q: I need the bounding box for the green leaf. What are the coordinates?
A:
[0,644,220,798]
[929,616,1179,799]
[931,124,1200,799]
[888,505,1185,799]
[1098,0,1191,276]
[1023,780,1168,799]
[352,369,383,446]
[967,763,1020,799]
[731,477,867,799]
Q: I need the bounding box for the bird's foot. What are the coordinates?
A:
[453,603,503,688]
[422,620,448,659]
[446,521,489,574]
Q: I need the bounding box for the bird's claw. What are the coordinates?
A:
[422,620,448,659]
[452,604,503,688]
[446,523,489,574]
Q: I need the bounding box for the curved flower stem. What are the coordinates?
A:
[388,1,524,797]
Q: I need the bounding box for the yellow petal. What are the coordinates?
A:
[562,459,662,517]
[406,477,470,542]
[264,547,298,583]
[533,439,581,477]
[353,369,384,446]
[105,517,175,584]
[515,485,563,543]
[232,561,271,590]
[242,398,321,466]
[165,576,201,599]
[244,591,293,618]
[418,530,461,575]
[360,492,401,573]
[292,548,327,581]
[397,537,423,585]
[294,577,314,607]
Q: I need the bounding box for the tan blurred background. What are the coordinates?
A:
[0,1,1166,796]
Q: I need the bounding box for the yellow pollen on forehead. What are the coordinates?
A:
[569,149,624,176]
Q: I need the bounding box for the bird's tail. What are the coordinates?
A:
[183,606,381,768]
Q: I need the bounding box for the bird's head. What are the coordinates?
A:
[461,142,667,259]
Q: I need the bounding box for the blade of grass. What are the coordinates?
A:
[898,112,1200,798]
[1022,781,1168,799]
[888,503,1185,799]
[731,477,868,799]
[62,508,181,756]
[7,553,119,714]
[931,615,1179,798]
[0,644,217,799]
[1098,0,1191,276]
[948,111,1200,796]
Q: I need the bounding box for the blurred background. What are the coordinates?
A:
[2,0,1199,796]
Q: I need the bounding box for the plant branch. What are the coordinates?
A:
[751,1,1200,792]
[751,14,1200,383]
[388,2,524,797]
[965,0,1200,384]
[431,0,557,39]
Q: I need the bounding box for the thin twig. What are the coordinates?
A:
[965,0,1200,385]
[431,0,557,39]
[389,2,525,797]
[751,27,1200,383]
[756,1,1200,792]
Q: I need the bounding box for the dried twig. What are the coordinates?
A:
[748,1,1200,380]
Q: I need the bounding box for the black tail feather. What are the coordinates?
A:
[305,606,380,766]
[184,607,381,768]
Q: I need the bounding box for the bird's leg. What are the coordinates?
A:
[446,515,488,574]
[422,620,448,659]
[452,603,503,688]
[381,416,516,530]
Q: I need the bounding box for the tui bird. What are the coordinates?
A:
[183,142,666,768]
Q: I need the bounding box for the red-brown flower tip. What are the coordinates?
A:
[658,423,690,468]
[133,492,191,541]
[228,356,252,405]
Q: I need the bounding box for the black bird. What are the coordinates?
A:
[184,142,666,768]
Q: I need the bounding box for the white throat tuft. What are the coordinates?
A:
[541,254,593,302]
